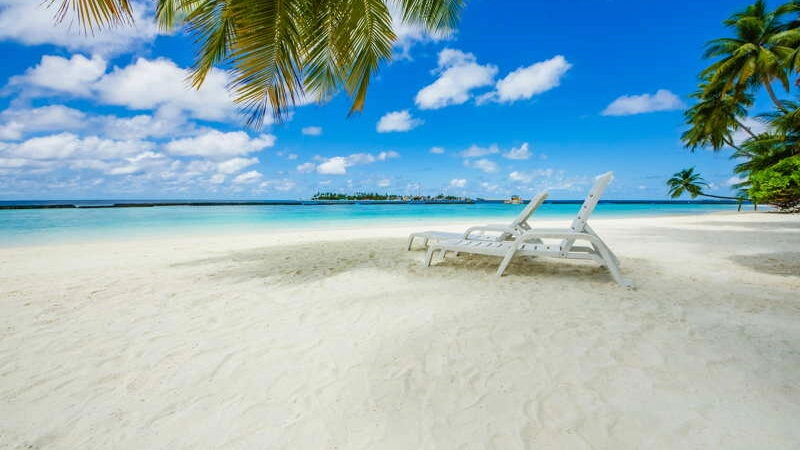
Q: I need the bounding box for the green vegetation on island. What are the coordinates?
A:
[676,0,800,212]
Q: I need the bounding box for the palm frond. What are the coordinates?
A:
[56,0,463,124]
[51,0,133,31]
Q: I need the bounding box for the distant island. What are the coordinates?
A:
[311,192,473,202]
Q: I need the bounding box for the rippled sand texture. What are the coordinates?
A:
[1,212,799,449]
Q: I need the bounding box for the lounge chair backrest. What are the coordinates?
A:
[569,171,613,232]
[511,191,549,231]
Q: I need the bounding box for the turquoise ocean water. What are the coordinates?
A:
[0,201,743,247]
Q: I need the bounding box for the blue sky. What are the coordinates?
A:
[0,0,773,199]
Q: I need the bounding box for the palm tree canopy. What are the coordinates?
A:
[667,167,709,199]
[734,100,800,175]
[52,0,464,126]
[682,81,755,151]
[701,0,795,109]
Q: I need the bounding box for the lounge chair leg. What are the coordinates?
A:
[496,250,516,276]
[594,241,633,288]
[424,246,436,266]
[407,235,415,251]
[604,246,621,267]
[585,225,620,267]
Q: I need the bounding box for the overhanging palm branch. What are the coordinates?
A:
[51,0,134,31]
[52,0,463,126]
[682,81,755,152]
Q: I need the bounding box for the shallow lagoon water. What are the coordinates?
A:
[0,201,744,246]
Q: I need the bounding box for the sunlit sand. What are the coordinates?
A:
[1,212,798,449]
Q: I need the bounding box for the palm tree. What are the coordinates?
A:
[733,101,800,177]
[668,167,747,209]
[681,82,756,152]
[667,168,708,199]
[53,0,463,126]
[773,1,800,80]
[702,0,794,112]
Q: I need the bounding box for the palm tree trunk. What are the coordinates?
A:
[699,191,752,212]
[698,191,743,201]
[763,77,788,112]
[732,119,757,140]
[723,137,743,152]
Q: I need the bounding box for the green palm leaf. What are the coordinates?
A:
[52,0,463,126]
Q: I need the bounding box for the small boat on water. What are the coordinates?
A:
[503,195,523,204]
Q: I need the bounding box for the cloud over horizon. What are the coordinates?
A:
[602,89,685,116]
[376,110,423,133]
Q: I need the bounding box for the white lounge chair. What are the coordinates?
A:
[407,191,549,250]
[424,172,633,287]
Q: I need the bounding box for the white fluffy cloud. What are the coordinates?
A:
[461,143,532,159]
[106,151,168,175]
[480,182,499,192]
[602,89,685,116]
[464,158,498,173]
[0,132,172,178]
[0,105,86,140]
[316,157,349,175]
[95,58,236,121]
[301,126,323,136]
[376,110,423,133]
[459,144,499,158]
[0,0,161,55]
[502,142,532,160]
[11,54,106,96]
[415,49,497,110]
[3,132,149,161]
[429,146,445,154]
[481,56,571,104]
[296,162,316,173]
[0,122,22,141]
[11,55,241,123]
[259,179,297,191]
[164,130,275,159]
[449,178,467,188]
[509,168,556,184]
[102,109,193,140]
[232,170,263,184]
[313,151,399,175]
[216,157,258,175]
[509,171,531,183]
[0,126,281,193]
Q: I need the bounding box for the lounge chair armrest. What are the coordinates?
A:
[463,224,517,238]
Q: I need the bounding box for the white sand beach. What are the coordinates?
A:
[1,212,799,449]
